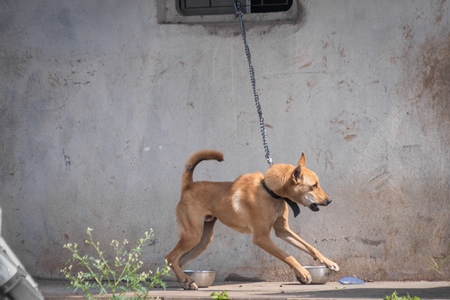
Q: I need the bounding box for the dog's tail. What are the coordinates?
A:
[182,150,224,190]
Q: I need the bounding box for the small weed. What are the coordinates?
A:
[427,243,450,285]
[61,227,170,300]
[210,290,230,300]
[383,291,421,300]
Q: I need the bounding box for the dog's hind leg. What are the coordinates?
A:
[166,221,205,290]
[179,218,217,269]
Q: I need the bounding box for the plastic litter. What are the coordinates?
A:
[338,276,365,284]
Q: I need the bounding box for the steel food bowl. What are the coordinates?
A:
[183,270,217,288]
[304,266,332,284]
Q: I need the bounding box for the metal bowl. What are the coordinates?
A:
[183,270,217,288]
[304,266,332,284]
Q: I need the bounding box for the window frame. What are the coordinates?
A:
[157,0,299,24]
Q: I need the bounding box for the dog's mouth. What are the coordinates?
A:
[309,203,320,212]
[309,199,332,212]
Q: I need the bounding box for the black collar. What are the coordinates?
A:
[262,180,300,218]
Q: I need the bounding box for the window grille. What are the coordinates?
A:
[157,0,299,24]
[178,0,293,16]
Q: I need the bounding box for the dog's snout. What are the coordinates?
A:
[317,199,332,207]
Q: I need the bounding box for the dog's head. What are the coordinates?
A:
[264,152,332,212]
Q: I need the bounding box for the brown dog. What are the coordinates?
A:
[166,150,339,290]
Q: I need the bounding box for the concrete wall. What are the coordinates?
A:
[0,0,449,282]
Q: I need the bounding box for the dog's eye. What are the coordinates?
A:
[312,184,318,189]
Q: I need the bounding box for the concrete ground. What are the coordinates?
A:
[39,280,450,300]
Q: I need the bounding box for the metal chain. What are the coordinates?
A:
[234,0,273,166]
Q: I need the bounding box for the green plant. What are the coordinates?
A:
[427,243,450,285]
[383,291,421,300]
[61,227,170,300]
[210,290,230,300]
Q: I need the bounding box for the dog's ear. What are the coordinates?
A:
[297,152,306,167]
[292,165,303,183]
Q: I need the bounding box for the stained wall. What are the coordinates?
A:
[0,0,449,281]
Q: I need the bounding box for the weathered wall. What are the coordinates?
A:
[0,0,449,282]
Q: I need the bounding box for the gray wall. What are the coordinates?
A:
[1,0,449,282]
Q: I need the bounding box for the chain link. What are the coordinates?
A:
[234,1,273,166]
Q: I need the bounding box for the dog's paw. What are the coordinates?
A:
[295,268,312,284]
[188,281,199,290]
[332,263,340,271]
[320,257,340,272]
[181,278,199,290]
[328,262,340,272]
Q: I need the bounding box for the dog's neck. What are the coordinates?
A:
[262,180,300,218]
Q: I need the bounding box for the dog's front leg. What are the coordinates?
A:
[273,217,340,272]
[278,229,340,271]
[252,231,312,284]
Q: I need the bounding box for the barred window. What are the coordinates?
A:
[157,0,299,24]
[178,0,293,16]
